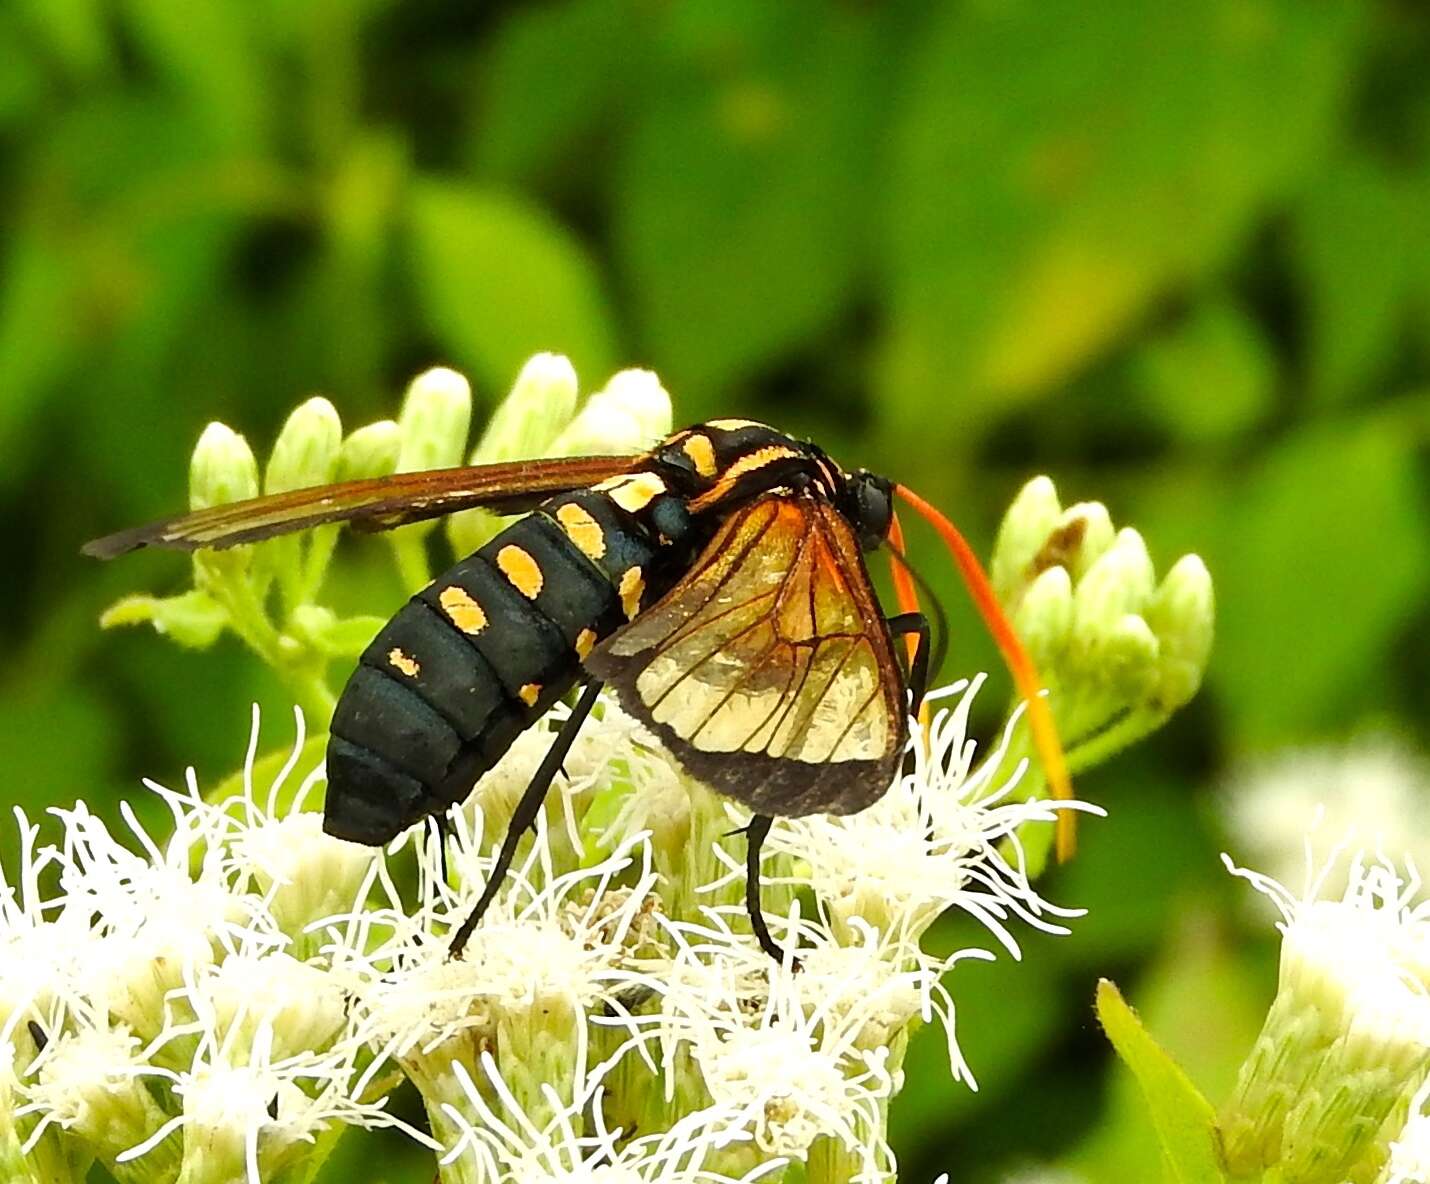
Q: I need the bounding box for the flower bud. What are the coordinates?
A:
[1071,528,1155,641]
[1143,554,1214,712]
[1011,566,1074,670]
[188,422,258,512]
[550,368,673,456]
[337,419,401,482]
[396,367,472,474]
[264,397,342,495]
[472,352,579,463]
[991,476,1062,606]
[595,368,674,440]
[449,355,580,554]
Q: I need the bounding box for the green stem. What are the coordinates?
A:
[1065,708,1171,775]
[204,567,337,726]
[389,532,432,595]
[283,661,338,728]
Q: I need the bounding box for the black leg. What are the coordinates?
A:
[886,611,931,710]
[426,812,454,884]
[448,680,603,959]
[745,813,798,967]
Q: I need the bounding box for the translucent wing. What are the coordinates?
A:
[586,495,907,817]
[83,455,636,558]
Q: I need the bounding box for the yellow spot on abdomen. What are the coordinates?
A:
[438,585,487,634]
[497,545,544,599]
[388,648,420,678]
[555,503,606,561]
[597,471,666,513]
[518,683,541,707]
[619,566,644,619]
[681,433,718,478]
[575,627,597,660]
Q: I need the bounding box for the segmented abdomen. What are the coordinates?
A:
[323,486,681,845]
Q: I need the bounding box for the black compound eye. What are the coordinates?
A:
[847,471,893,551]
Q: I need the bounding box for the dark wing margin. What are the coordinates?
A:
[585,495,907,818]
[83,455,637,558]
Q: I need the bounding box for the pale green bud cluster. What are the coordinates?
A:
[99,356,673,728]
[991,476,1214,784]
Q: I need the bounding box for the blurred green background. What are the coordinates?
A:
[2,0,1427,1180]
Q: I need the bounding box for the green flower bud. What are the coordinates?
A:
[263,397,342,495]
[449,355,581,555]
[992,476,1062,605]
[471,352,579,463]
[1143,554,1214,713]
[261,398,344,608]
[991,478,1116,611]
[596,367,674,440]
[1011,566,1073,670]
[1071,528,1155,639]
[550,368,673,456]
[1095,613,1161,704]
[1060,501,1116,579]
[337,419,402,482]
[389,368,473,587]
[397,366,472,474]
[188,422,258,512]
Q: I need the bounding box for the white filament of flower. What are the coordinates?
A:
[439,1053,784,1183]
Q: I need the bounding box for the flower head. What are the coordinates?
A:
[1220,849,1430,1184]
[752,678,1092,950]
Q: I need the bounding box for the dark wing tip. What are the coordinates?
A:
[82,530,148,560]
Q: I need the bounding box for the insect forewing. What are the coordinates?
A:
[84,455,637,557]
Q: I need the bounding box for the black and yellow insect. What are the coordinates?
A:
[86,419,1071,960]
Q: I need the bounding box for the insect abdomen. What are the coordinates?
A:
[323,497,665,846]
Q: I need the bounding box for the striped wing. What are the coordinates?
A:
[586,495,906,817]
[83,455,636,557]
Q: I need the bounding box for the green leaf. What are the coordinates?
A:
[1095,979,1227,1184]
[407,178,617,395]
[882,0,1364,444]
[12,0,113,81]
[118,0,269,149]
[1292,155,1415,404]
[1131,299,1275,443]
[473,0,643,184]
[1209,412,1430,744]
[612,0,881,407]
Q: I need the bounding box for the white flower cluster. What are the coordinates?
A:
[0,681,1085,1184]
[0,708,423,1184]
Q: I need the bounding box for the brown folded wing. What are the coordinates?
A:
[83,455,635,557]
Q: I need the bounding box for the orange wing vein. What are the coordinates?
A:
[586,495,907,817]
